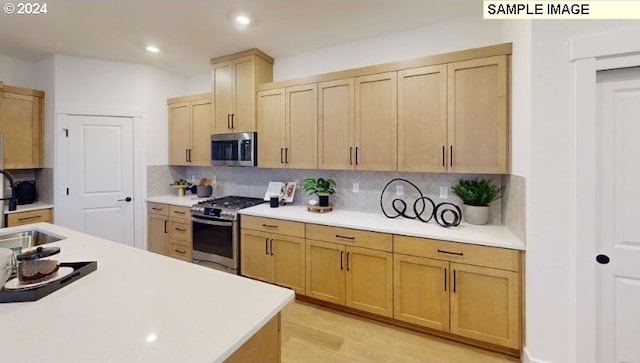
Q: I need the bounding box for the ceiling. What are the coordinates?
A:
[0,0,481,77]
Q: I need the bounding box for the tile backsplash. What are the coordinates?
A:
[183,166,504,224]
[502,174,526,242]
[147,165,187,197]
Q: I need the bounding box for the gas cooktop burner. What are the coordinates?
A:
[191,196,265,221]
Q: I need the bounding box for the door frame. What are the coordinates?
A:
[571,26,640,363]
[54,104,143,249]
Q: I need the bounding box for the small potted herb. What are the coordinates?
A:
[302,178,336,207]
[451,178,502,225]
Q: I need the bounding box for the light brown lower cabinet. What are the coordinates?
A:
[240,217,306,294]
[6,208,53,227]
[305,224,393,318]
[147,203,192,261]
[394,235,521,350]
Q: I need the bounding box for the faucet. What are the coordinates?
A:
[0,169,17,211]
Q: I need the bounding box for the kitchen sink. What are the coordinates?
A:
[0,229,65,250]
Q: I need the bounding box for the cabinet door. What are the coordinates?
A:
[285,84,317,169]
[240,229,272,282]
[213,61,233,134]
[345,246,393,317]
[148,214,169,255]
[257,89,286,168]
[354,72,397,171]
[318,79,354,170]
[305,239,345,305]
[168,101,190,165]
[190,98,212,166]
[447,56,508,174]
[0,92,42,169]
[450,263,520,349]
[398,65,447,172]
[271,234,306,294]
[232,56,256,132]
[394,254,450,331]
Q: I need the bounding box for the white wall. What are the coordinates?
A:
[0,54,38,89]
[525,20,640,363]
[186,73,211,94]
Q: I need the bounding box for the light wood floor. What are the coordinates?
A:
[281,300,519,363]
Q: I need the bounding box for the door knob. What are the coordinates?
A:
[596,254,610,264]
[118,197,132,202]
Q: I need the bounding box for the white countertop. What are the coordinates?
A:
[146,194,210,207]
[240,204,525,250]
[3,201,54,214]
[0,223,294,363]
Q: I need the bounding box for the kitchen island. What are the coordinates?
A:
[0,222,294,363]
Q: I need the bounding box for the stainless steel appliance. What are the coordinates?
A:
[211,132,257,167]
[191,196,265,274]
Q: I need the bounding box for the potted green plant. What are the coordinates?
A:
[451,178,502,225]
[302,178,336,207]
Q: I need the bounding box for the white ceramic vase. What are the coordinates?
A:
[463,205,489,225]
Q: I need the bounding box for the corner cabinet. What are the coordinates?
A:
[168,93,212,166]
[394,235,521,349]
[447,56,509,174]
[212,49,274,134]
[257,84,317,169]
[0,84,44,169]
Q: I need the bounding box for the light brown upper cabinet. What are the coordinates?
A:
[258,84,317,169]
[318,78,355,170]
[0,84,44,169]
[354,72,397,171]
[212,49,274,134]
[447,55,509,174]
[168,93,212,166]
[317,74,397,172]
[397,65,448,172]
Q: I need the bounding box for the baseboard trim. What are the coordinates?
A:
[522,347,551,363]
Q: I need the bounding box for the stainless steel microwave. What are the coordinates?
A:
[211,132,257,166]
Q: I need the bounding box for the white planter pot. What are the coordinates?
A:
[463,205,490,225]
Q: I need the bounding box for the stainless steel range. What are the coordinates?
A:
[190,196,265,274]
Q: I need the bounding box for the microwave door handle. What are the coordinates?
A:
[191,216,234,227]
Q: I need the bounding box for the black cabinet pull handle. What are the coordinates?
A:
[270,239,274,256]
[349,147,353,165]
[444,268,447,291]
[163,220,167,234]
[280,148,284,164]
[151,207,162,211]
[262,223,278,228]
[185,149,189,162]
[453,270,457,293]
[227,114,231,129]
[336,234,355,240]
[442,145,445,167]
[175,227,186,232]
[231,113,235,129]
[437,249,463,256]
[174,211,186,215]
[346,252,351,271]
[265,238,269,255]
[450,145,453,167]
[174,249,186,254]
[188,149,192,162]
[285,148,289,164]
[18,215,42,221]
[355,147,359,165]
[340,251,344,270]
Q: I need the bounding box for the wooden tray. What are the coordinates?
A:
[307,204,333,213]
[0,261,98,303]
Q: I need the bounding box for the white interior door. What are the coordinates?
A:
[596,68,640,363]
[66,115,134,246]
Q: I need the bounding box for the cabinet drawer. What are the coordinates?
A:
[7,208,52,227]
[169,240,192,261]
[241,216,305,238]
[169,220,191,241]
[394,235,520,272]
[148,202,169,216]
[306,224,392,252]
[169,205,191,220]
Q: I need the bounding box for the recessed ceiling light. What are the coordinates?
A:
[145,45,160,53]
[235,15,250,25]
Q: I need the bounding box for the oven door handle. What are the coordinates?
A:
[190,216,234,227]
